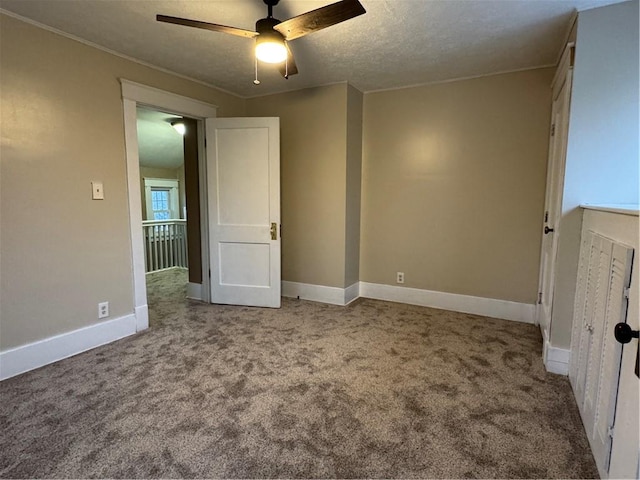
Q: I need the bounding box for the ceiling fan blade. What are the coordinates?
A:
[156,15,258,39]
[277,43,299,79]
[273,0,366,41]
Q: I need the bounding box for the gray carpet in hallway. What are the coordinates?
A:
[0,269,597,478]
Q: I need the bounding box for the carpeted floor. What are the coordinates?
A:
[0,268,597,478]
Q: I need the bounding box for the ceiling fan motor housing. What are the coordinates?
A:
[256,17,283,40]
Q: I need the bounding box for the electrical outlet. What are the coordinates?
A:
[397,272,405,284]
[98,301,109,319]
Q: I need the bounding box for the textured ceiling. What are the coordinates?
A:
[0,0,626,98]
[137,108,184,170]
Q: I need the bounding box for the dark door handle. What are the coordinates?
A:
[544,226,555,234]
[614,323,640,378]
[614,322,639,344]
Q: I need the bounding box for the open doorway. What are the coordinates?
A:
[121,79,217,333]
[136,107,204,326]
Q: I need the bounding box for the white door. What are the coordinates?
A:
[537,44,574,333]
[206,117,281,308]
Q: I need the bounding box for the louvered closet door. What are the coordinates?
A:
[573,234,606,404]
[590,242,633,472]
[569,230,634,475]
[582,235,613,426]
[569,232,592,385]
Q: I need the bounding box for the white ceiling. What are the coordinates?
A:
[137,108,184,170]
[0,0,625,98]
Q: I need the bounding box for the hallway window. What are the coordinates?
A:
[151,189,171,220]
[144,178,180,220]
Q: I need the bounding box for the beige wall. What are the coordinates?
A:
[246,84,351,288]
[0,14,244,350]
[360,68,554,303]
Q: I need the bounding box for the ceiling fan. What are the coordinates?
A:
[157,0,366,81]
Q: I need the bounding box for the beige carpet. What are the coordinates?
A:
[0,268,597,478]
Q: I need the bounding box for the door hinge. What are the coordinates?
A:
[551,123,556,136]
[623,287,630,299]
[208,269,211,279]
[204,138,207,148]
[538,292,542,304]
[607,425,614,438]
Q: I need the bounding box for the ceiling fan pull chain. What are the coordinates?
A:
[254,56,261,85]
[285,51,289,79]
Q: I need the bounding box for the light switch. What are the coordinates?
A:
[92,181,104,200]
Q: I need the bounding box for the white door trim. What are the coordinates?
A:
[120,80,217,331]
[121,80,219,118]
[536,43,574,338]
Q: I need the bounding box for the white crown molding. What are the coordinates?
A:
[243,81,350,100]
[364,64,556,95]
[0,9,242,100]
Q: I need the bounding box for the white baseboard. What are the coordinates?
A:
[135,304,149,331]
[359,282,536,324]
[187,282,202,301]
[344,282,360,305]
[282,280,536,324]
[282,281,359,306]
[0,314,137,381]
[542,329,570,375]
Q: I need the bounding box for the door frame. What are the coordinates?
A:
[536,43,574,340]
[120,79,217,331]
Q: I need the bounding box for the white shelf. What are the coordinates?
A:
[580,203,640,216]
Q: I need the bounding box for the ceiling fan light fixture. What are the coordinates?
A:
[255,31,287,63]
[255,17,287,64]
[255,39,287,63]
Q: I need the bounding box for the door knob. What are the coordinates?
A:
[614,323,639,344]
[544,226,555,234]
[614,323,640,378]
